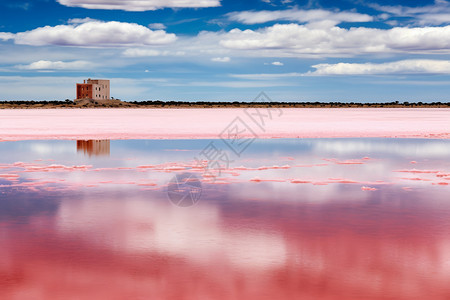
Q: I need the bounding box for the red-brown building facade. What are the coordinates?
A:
[76,79,110,100]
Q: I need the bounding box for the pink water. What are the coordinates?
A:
[0,139,449,299]
[0,108,448,141]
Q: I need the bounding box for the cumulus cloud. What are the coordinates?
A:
[211,56,231,62]
[56,0,221,11]
[307,59,450,75]
[271,61,283,66]
[16,60,92,70]
[220,23,450,57]
[227,8,373,25]
[0,32,14,41]
[14,21,177,47]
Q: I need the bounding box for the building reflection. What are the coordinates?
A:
[77,140,110,157]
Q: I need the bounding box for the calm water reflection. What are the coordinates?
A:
[77,140,110,157]
[0,139,449,299]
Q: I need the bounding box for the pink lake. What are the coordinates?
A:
[0,138,449,299]
[0,108,449,141]
[1,107,450,299]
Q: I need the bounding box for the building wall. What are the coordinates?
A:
[76,79,110,100]
[76,84,93,99]
[87,79,110,100]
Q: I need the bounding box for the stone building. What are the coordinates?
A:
[76,79,110,100]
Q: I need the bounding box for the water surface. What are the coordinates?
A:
[0,138,449,299]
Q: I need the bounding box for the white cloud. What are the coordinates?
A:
[372,0,450,26]
[227,8,373,25]
[123,49,161,57]
[148,23,166,30]
[220,23,450,57]
[307,59,450,75]
[68,17,99,24]
[14,21,177,47]
[122,48,185,57]
[418,13,450,25]
[264,61,284,66]
[211,56,231,62]
[56,0,221,11]
[260,0,294,4]
[16,60,92,70]
[0,32,14,41]
[232,59,450,78]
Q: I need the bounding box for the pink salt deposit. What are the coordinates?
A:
[0,108,448,141]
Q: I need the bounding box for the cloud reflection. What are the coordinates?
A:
[0,138,449,299]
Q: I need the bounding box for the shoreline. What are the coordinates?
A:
[1,105,449,110]
[0,100,449,110]
[0,108,449,141]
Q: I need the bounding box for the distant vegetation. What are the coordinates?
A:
[0,99,449,109]
[129,100,450,108]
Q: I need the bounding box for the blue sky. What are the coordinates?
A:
[1,0,450,102]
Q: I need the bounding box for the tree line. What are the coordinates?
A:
[0,99,449,108]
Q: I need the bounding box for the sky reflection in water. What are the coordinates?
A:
[0,138,449,300]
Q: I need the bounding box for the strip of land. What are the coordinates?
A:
[0,100,449,109]
[0,108,448,141]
